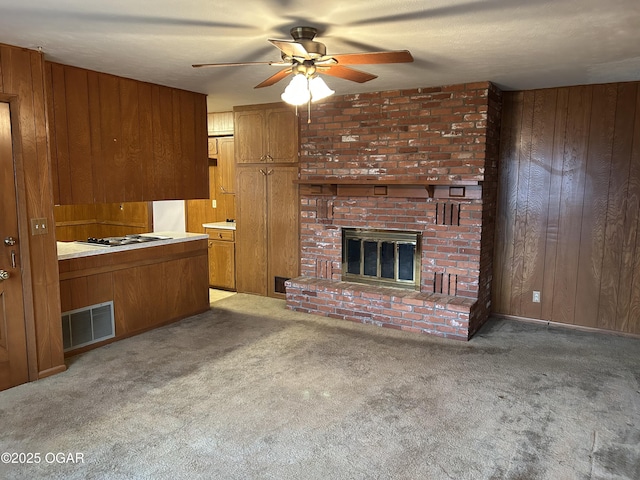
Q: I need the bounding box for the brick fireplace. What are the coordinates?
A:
[285,82,502,340]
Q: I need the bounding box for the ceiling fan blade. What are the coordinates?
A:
[193,61,291,68]
[254,68,292,88]
[268,39,310,59]
[331,50,414,65]
[318,65,378,83]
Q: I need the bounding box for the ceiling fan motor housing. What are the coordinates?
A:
[290,27,326,59]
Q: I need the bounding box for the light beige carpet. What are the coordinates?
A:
[1,293,639,479]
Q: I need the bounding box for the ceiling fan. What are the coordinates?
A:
[193,26,413,104]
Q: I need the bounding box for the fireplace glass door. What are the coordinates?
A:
[342,229,421,290]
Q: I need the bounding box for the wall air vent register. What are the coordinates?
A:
[61,301,115,352]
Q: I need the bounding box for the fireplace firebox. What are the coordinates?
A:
[342,228,421,290]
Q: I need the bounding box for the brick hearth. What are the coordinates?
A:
[286,82,502,340]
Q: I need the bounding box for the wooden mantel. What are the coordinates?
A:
[294,178,482,199]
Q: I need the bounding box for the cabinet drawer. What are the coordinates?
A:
[206,229,235,241]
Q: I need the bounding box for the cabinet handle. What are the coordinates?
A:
[266,169,274,175]
[265,154,273,162]
[259,169,267,176]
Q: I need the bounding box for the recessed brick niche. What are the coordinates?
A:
[285,82,502,340]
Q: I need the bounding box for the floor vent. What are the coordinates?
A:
[62,301,115,352]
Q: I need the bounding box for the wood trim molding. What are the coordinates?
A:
[1,92,40,382]
[296,179,482,199]
[59,246,207,281]
[492,313,640,340]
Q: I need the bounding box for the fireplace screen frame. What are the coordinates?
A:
[341,228,421,291]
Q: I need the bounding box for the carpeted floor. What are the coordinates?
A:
[1,293,639,479]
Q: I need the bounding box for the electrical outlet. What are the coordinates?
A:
[211,200,217,208]
[532,291,541,303]
[30,217,49,235]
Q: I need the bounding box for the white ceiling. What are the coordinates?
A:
[0,0,639,112]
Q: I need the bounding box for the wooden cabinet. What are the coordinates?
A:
[234,102,299,298]
[236,166,299,298]
[234,103,298,164]
[206,228,235,290]
[186,136,236,232]
[207,111,234,136]
[46,61,208,205]
[59,239,209,354]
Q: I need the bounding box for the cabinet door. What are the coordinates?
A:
[216,137,236,221]
[208,112,234,136]
[218,137,235,195]
[46,63,95,205]
[208,240,236,290]
[234,110,265,163]
[266,166,299,297]
[266,108,298,163]
[235,167,268,295]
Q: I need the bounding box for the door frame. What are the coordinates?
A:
[1,93,39,381]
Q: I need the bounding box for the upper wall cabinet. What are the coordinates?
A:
[207,111,234,136]
[46,62,208,205]
[234,103,298,164]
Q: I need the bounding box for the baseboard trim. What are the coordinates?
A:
[38,364,67,380]
[492,313,640,340]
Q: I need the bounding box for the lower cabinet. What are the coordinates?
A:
[206,228,236,290]
[58,239,209,354]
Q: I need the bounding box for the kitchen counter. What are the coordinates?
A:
[56,231,208,261]
[202,222,236,230]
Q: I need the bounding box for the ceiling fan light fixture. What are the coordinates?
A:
[281,74,310,106]
[309,75,334,102]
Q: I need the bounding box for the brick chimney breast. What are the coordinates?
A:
[287,82,503,341]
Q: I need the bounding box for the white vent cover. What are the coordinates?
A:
[62,301,115,352]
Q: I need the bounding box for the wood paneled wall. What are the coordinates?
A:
[54,202,152,241]
[493,82,640,335]
[0,44,65,377]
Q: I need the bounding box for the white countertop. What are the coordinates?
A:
[203,222,236,231]
[57,231,208,261]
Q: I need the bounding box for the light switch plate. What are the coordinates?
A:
[30,217,48,235]
[211,200,217,208]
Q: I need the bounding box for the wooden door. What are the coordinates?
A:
[0,102,29,391]
[234,110,265,163]
[265,108,298,163]
[235,167,268,295]
[266,166,299,297]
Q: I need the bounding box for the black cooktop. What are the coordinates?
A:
[78,235,167,247]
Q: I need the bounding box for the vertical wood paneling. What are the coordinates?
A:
[495,82,640,335]
[99,74,124,203]
[137,82,154,200]
[520,89,557,319]
[574,85,617,327]
[48,64,73,203]
[87,71,104,203]
[552,85,592,325]
[598,83,637,331]
[493,92,523,313]
[152,85,175,199]
[541,88,569,320]
[119,78,143,201]
[625,88,640,335]
[509,91,534,314]
[65,66,94,204]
